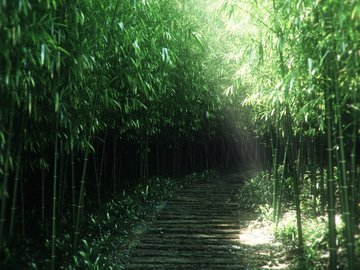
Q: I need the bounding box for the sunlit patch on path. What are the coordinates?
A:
[124,172,293,269]
[238,221,274,246]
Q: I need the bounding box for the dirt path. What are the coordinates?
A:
[124,172,290,270]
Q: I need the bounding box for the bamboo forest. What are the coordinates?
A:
[1,0,360,269]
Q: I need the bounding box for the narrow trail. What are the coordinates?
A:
[124,172,284,270]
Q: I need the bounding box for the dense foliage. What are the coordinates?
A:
[0,0,258,268]
[217,0,360,269]
[1,0,360,269]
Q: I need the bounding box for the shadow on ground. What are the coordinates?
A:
[121,172,297,270]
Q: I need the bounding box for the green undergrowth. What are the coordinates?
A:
[16,170,215,270]
[237,169,360,270]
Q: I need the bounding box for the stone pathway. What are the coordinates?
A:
[124,173,286,270]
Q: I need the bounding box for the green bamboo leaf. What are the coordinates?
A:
[308,58,313,76]
[56,52,61,73]
[0,133,4,147]
[40,44,45,66]
[55,93,59,112]
[28,93,32,115]
[191,31,204,49]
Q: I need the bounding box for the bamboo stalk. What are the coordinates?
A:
[350,88,357,229]
[41,167,46,227]
[92,153,101,209]
[9,146,21,238]
[144,134,149,180]
[292,131,304,259]
[70,136,76,231]
[73,146,89,253]
[113,132,117,191]
[98,129,107,204]
[334,68,355,270]
[324,72,337,270]
[0,106,14,246]
[310,136,317,217]
[276,136,289,226]
[20,167,25,238]
[319,135,325,215]
[58,140,64,216]
[272,111,280,222]
[156,134,160,175]
[51,120,59,270]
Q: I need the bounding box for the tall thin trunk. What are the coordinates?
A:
[144,135,148,180]
[292,131,304,259]
[310,137,317,217]
[92,153,101,208]
[270,129,276,218]
[41,167,46,227]
[204,141,209,171]
[334,69,355,270]
[113,133,117,191]
[73,146,90,253]
[192,141,196,171]
[177,138,182,176]
[117,146,123,185]
[156,134,160,175]
[20,167,25,238]
[0,106,14,246]
[226,140,230,169]
[163,142,167,175]
[98,129,107,199]
[58,140,64,216]
[59,152,68,217]
[70,136,76,231]
[276,136,289,226]
[254,138,258,162]
[324,79,337,270]
[51,120,59,270]
[319,135,325,215]
[221,137,225,169]
[9,114,25,238]
[350,89,357,228]
[173,136,177,177]
[9,146,21,238]
[272,111,279,221]
[188,137,192,174]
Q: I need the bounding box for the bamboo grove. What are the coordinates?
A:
[0,0,259,268]
[222,0,360,269]
[1,0,360,269]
